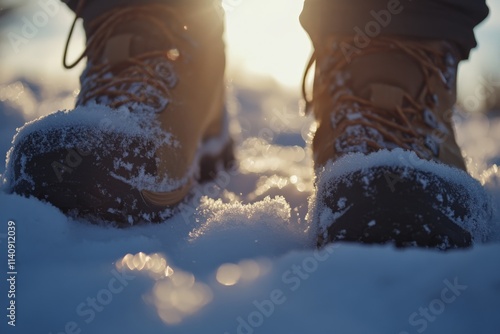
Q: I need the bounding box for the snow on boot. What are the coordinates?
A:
[5,2,233,226]
[304,36,492,249]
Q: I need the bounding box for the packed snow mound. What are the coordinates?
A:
[310,149,495,244]
[8,102,170,148]
[189,196,313,257]
[3,103,184,193]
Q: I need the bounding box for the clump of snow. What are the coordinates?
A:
[310,148,494,243]
[3,97,237,196]
[9,102,169,146]
[3,102,190,193]
[188,196,312,259]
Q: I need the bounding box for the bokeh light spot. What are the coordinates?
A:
[216,263,242,286]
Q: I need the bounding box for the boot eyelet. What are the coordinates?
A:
[423,108,438,129]
[424,135,439,156]
[426,94,439,106]
[445,53,456,66]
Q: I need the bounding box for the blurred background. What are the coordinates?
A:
[1,0,500,176]
[1,0,499,106]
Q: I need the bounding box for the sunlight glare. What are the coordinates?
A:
[216,263,242,286]
[151,271,213,325]
[116,252,172,279]
[479,164,499,185]
[238,259,261,281]
[216,259,268,286]
[116,252,212,325]
[224,0,311,87]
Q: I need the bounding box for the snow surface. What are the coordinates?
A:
[1,77,500,334]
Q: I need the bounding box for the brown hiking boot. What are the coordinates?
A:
[6,2,233,225]
[304,36,491,249]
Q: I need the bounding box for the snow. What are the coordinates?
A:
[1,75,500,334]
[0,74,500,334]
[1,189,500,334]
[310,148,494,243]
[3,102,189,193]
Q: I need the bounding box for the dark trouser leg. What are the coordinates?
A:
[300,0,489,59]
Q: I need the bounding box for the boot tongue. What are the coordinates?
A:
[346,52,424,109]
[100,21,175,66]
[103,34,135,65]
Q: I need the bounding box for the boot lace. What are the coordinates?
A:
[63,0,183,112]
[302,37,457,160]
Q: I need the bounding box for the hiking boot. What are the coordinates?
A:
[5,2,234,225]
[304,36,491,249]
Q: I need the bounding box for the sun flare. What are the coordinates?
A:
[224,0,312,87]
